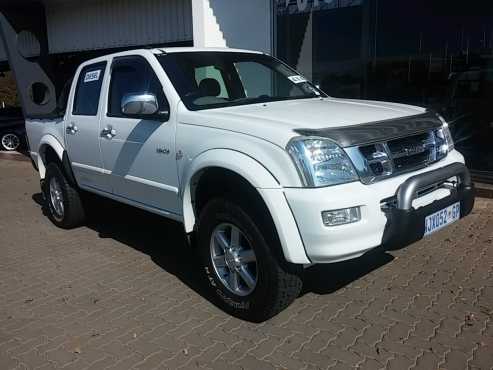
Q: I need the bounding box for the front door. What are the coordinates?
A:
[99,55,181,216]
[65,61,110,193]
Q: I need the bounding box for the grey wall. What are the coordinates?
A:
[45,0,193,54]
[0,0,194,60]
[209,0,272,53]
[192,0,272,54]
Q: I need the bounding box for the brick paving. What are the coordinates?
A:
[0,158,492,370]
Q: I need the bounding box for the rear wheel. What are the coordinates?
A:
[42,163,85,229]
[1,132,20,151]
[198,197,303,322]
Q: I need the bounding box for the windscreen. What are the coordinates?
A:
[157,52,326,111]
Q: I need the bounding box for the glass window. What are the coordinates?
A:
[72,62,106,116]
[365,0,493,177]
[194,66,229,98]
[108,56,168,117]
[157,52,325,110]
[276,0,363,97]
[276,0,493,180]
[234,62,273,98]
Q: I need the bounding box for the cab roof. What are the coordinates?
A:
[151,47,265,55]
[77,47,266,71]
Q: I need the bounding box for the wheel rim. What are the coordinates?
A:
[210,223,258,297]
[1,133,20,151]
[49,177,64,220]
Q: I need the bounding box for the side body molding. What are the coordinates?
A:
[181,149,310,264]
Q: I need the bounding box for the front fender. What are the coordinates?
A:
[181,149,310,264]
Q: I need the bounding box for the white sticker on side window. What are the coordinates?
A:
[84,70,101,83]
[288,75,307,84]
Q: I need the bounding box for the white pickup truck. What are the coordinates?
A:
[26,47,475,322]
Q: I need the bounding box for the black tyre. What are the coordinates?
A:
[42,163,85,229]
[1,132,21,151]
[198,197,303,322]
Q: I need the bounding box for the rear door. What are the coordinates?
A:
[65,61,111,193]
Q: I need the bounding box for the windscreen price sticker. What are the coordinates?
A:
[84,70,101,83]
[288,75,308,84]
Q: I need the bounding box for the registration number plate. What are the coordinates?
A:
[424,202,460,236]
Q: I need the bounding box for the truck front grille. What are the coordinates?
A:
[346,129,448,184]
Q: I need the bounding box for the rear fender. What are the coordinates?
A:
[37,135,64,179]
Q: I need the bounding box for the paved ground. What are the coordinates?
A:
[0,159,492,370]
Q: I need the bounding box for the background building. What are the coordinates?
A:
[0,0,492,181]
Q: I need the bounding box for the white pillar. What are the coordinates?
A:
[191,0,273,54]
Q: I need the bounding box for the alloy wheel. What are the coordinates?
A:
[1,133,20,151]
[49,177,65,221]
[210,223,258,296]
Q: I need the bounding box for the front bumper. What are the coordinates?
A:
[381,163,474,248]
[283,152,475,264]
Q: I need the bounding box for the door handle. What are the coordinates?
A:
[66,122,79,135]
[101,126,117,139]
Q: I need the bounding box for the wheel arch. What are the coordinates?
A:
[37,135,64,179]
[181,149,280,232]
[181,149,310,264]
[37,135,77,187]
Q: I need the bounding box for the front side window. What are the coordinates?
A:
[108,56,168,117]
[72,62,107,116]
[158,52,325,111]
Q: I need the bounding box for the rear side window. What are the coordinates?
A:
[72,62,107,116]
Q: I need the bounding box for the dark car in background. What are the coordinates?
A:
[0,107,25,152]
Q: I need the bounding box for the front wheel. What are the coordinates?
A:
[198,198,303,322]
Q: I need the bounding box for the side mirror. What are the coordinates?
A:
[121,93,169,120]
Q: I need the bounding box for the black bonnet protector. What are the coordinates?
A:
[294,111,443,148]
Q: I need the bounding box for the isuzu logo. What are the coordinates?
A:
[393,143,427,158]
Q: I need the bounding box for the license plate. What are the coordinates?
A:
[424,202,460,236]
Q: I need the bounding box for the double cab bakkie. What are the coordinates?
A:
[25,48,475,322]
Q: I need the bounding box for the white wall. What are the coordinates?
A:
[1,0,272,61]
[192,0,272,54]
[1,0,194,61]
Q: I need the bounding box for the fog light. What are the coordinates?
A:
[322,207,361,226]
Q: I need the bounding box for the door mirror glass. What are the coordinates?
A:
[121,93,159,116]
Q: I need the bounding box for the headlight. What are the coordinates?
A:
[436,115,455,152]
[287,137,358,187]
